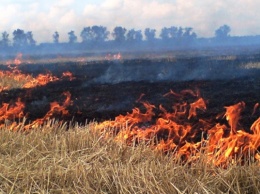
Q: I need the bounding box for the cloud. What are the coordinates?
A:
[1,0,260,43]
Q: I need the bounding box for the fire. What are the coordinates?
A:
[62,71,75,81]
[0,54,74,90]
[95,89,260,166]
[22,73,60,88]
[24,91,72,130]
[105,53,122,60]
[0,98,25,121]
[224,101,245,134]
[0,92,72,131]
[13,53,23,66]
[1,53,260,166]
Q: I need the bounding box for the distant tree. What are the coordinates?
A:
[68,31,77,43]
[53,31,59,43]
[135,30,143,42]
[176,27,183,38]
[126,29,143,42]
[215,25,231,39]
[160,26,197,43]
[91,25,109,42]
[160,26,178,40]
[26,31,36,46]
[81,26,109,43]
[183,27,192,38]
[183,27,197,41]
[168,26,178,39]
[13,29,27,47]
[112,26,127,43]
[80,27,93,42]
[1,31,10,48]
[126,29,135,42]
[144,28,156,41]
[160,27,170,40]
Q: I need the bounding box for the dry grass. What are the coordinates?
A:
[0,73,30,90]
[0,58,260,193]
[0,120,259,193]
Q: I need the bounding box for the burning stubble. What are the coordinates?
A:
[0,53,259,168]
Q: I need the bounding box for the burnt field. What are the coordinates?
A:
[0,51,260,167]
[0,53,259,126]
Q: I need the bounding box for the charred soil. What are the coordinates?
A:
[0,55,259,129]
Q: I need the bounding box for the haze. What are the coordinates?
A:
[1,0,260,43]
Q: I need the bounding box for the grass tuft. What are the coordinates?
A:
[0,121,259,193]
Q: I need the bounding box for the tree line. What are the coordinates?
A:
[0,25,231,49]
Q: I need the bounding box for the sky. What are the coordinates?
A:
[1,0,260,43]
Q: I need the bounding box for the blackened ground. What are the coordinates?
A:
[0,56,259,130]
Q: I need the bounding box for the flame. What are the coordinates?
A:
[95,89,260,166]
[188,97,206,119]
[1,53,260,167]
[224,101,245,134]
[0,54,74,91]
[252,103,259,115]
[14,53,23,66]
[24,91,72,130]
[62,71,75,81]
[105,53,122,60]
[0,91,72,131]
[22,73,59,88]
[6,53,23,70]
[0,98,25,121]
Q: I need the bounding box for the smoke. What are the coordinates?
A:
[89,56,257,85]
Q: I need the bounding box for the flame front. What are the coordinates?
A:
[95,89,260,166]
[0,53,74,90]
[1,53,260,167]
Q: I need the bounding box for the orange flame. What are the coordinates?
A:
[95,89,260,166]
[0,98,25,121]
[0,54,75,91]
[24,92,72,130]
[224,101,245,134]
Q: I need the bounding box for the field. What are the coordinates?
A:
[0,50,260,193]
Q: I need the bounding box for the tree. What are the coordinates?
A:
[135,30,143,42]
[215,25,231,39]
[126,29,143,42]
[68,31,77,43]
[177,27,184,38]
[112,26,127,43]
[160,26,197,44]
[80,27,93,42]
[80,26,109,43]
[91,25,109,42]
[144,28,156,41]
[13,29,27,47]
[26,31,36,46]
[169,26,179,39]
[1,31,10,48]
[126,29,135,42]
[160,27,170,40]
[160,26,178,40]
[53,31,59,43]
[183,27,197,41]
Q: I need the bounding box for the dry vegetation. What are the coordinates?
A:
[0,56,260,193]
[0,121,259,193]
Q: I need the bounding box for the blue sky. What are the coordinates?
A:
[1,0,260,43]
